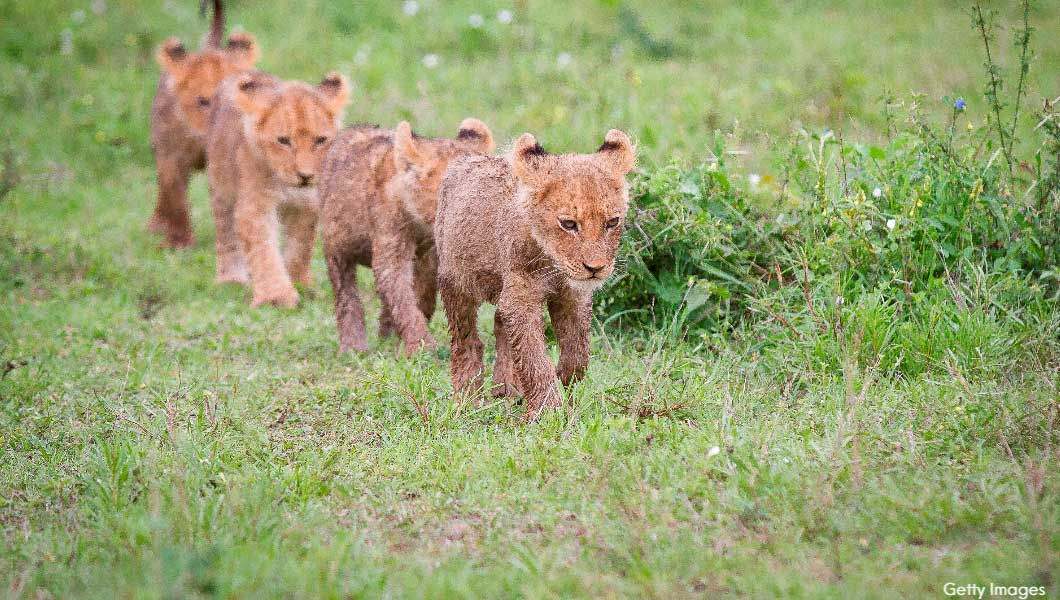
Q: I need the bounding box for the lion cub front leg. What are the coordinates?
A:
[371,229,436,354]
[492,311,518,397]
[548,293,592,386]
[236,191,298,308]
[151,152,197,249]
[209,179,248,285]
[280,203,319,286]
[498,281,561,421]
[377,303,396,340]
[414,249,439,323]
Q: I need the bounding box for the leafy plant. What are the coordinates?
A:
[602,64,1060,378]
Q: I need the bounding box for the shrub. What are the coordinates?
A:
[600,99,1060,378]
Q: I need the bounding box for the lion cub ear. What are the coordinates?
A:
[225,32,260,70]
[317,72,351,116]
[456,118,495,154]
[233,73,274,121]
[393,121,425,170]
[510,132,553,187]
[596,129,636,176]
[157,37,188,76]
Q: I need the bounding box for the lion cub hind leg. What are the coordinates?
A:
[236,194,298,309]
[326,252,369,352]
[441,281,486,404]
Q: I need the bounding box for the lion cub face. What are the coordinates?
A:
[234,73,351,189]
[511,130,636,289]
[392,118,495,226]
[157,34,259,135]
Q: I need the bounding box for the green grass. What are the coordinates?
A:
[3,0,1060,597]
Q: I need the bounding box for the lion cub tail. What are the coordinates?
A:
[199,0,225,49]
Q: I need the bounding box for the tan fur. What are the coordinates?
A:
[206,71,350,308]
[148,20,259,248]
[435,130,636,421]
[319,119,495,353]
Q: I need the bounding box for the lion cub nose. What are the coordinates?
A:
[582,261,606,277]
[297,172,315,186]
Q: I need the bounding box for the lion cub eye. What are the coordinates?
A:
[196,96,211,108]
[313,136,329,146]
[276,136,292,147]
[605,217,621,230]
[559,219,579,232]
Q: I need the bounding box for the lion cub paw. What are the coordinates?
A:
[159,230,196,250]
[492,381,518,398]
[216,270,249,285]
[251,287,300,309]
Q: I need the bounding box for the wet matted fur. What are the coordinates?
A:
[205,71,350,308]
[435,130,636,421]
[319,119,494,353]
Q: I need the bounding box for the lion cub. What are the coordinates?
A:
[319,119,495,353]
[435,130,636,421]
[206,71,350,308]
[149,0,259,248]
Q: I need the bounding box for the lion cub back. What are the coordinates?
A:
[436,155,516,289]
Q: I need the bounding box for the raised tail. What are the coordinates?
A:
[200,0,224,48]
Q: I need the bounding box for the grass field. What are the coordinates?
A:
[3,0,1060,597]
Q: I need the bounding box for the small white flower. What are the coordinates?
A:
[71,9,86,23]
[748,173,761,187]
[422,53,440,68]
[468,13,484,28]
[91,0,106,14]
[497,9,513,24]
[886,218,896,231]
[60,29,74,55]
[556,52,572,68]
[402,0,419,16]
[706,445,721,458]
[872,186,882,198]
[835,296,845,305]
[862,220,872,231]
[354,48,370,65]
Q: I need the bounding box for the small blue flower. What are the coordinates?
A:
[954,98,967,111]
